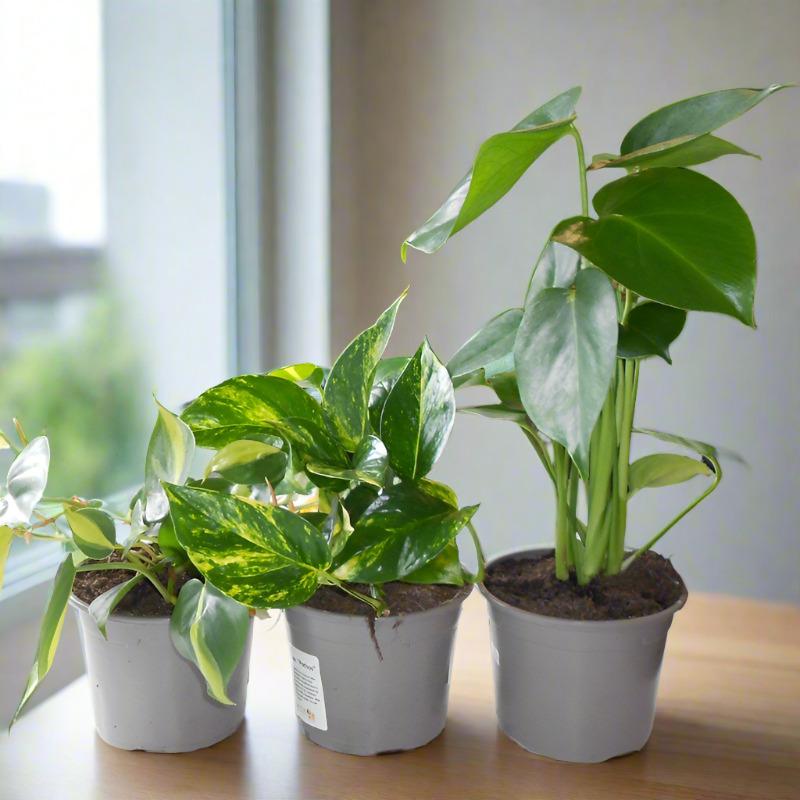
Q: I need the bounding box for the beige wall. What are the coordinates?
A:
[331,0,800,601]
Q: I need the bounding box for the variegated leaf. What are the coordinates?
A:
[0,436,50,527]
[368,357,411,432]
[170,579,250,705]
[401,541,465,586]
[165,484,331,608]
[203,438,288,485]
[89,574,144,638]
[65,507,117,559]
[182,375,346,466]
[322,290,406,450]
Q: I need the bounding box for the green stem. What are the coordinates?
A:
[623,456,722,569]
[461,521,487,584]
[322,573,388,615]
[522,428,556,485]
[75,561,177,605]
[569,125,590,218]
[553,445,570,580]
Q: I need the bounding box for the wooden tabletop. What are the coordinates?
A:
[2,592,798,800]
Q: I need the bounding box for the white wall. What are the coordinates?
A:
[331,0,800,602]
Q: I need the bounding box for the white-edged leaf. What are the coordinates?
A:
[89,574,144,638]
[0,436,50,527]
[65,507,116,560]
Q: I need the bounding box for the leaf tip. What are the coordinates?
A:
[400,241,409,263]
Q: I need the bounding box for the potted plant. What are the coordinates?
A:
[2,408,254,752]
[401,84,789,762]
[166,290,485,755]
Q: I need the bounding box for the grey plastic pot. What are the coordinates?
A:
[70,595,253,752]
[479,548,687,763]
[284,586,471,755]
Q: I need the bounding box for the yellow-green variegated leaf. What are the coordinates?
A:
[268,362,327,389]
[144,400,196,522]
[11,556,76,726]
[0,526,13,592]
[65,507,117,559]
[170,579,250,705]
[401,541,465,586]
[182,375,346,466]
[165,484,331,608]
[307,435,389,490]
[332,482,478,584]
[322,291,406,450]
[203,438,288,486]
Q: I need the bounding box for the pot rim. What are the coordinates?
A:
[288,582,473,624]
[478,546,687,629]
[69,593,173,626]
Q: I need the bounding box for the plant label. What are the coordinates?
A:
[290,645,328,731]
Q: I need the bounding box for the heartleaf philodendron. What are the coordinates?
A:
[403,83,790,583]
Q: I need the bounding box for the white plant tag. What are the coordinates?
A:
[290,645,328,730]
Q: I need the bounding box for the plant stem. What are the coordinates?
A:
[569,125,590,218]
[465,521,486,583]
[522,428,556,485]
[75,561,177,605]
[322,573,388,615]
[623,456,722,569]
[553,444,570,580]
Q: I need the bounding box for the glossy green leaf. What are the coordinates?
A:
[144,401,196,522]
[333,482,478,583]
[552,168,756,325]
[514,267,617,476]
[459,404,535,433]
[322,291,406,450]
[0,436,50,527]
[307,435,389,490]
[629,453,713,496]
[341,483,380,524]
[416,477,459,509]
[182,375,346,465]
[156,516,189,564]
[620,84,790,154]
[65,507,117,559]
[171,578,250,705]
[368,357,410,432]
[447,308,522,389]
[401,541,465,586]
[381,340,455,481]
[165,484,330,608]
[89,574,144,638]
[618,302,687,363]
[633,428,745,465]
[321,498,354,558]
[527,241,579,297]
[204,438,288,486]
[590,134,756,171]
[0,526,13,592]
[402,87,581,258]
[11,556,76,725]
[268,362,327,390]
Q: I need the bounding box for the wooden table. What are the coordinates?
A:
[2,592,798,800]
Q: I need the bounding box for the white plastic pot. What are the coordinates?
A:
[71,596,253,752]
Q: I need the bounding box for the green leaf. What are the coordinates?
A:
[306,435,389,490]
[514,267,617,476]
[416,478,459,509]
[182,375,346,465]
[620,84,791,154]
[322,291,406,450]
[156,516,189,564]
[321,498,354,558]
[527,241,579,297]
[0,436,50,527]
[0,526,13,592]
[628,453,713,496]
[165,484,331,608]
[268,362,327,390]
[368,357,410,432]
[144,400,196,522]
[204,438,288,486]
[65,507,117,559]
[633,427,745,465]
[88,574,144,638]
[590,134,757,171]
[380,340,455,481]
[333,482,478,583]
[447,308,522,389]
[552,168,756,325]
[459,404,535,433]
[170,579,250,705]
[11,556,76,726]
[618,302,687,363]
[401,541,465,586]
[402,87,581,258]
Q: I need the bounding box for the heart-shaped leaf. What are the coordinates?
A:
[402,87,581,258]
[66,507,117,560]
[333,482,478,583]
[144,401,196,522]
[165,483,331,608]
[552,168,756,325]
[0,436,50,527]
[620,84,791,155]
[89,574,144,638]
[368,357,411,432]
[11,555,76,726]
[170,578,250,705]
[182,375,346,465]
[204,438,288,485]
[514,267,617,476]
[618,302,687,363]
[401,541,465,586]
[323,291,406,450]
[527,241,579,297]
[628,453,713,496]
[381,340,455,481]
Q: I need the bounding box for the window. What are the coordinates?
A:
[0,0,233,596]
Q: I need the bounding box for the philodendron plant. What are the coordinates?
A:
[402,85,789,585]
[2,407,251,726]
[164,290,483,616]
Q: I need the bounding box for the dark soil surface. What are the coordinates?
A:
[305,582,470,617]
[484,550,685,620]
[71,554,197,617]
